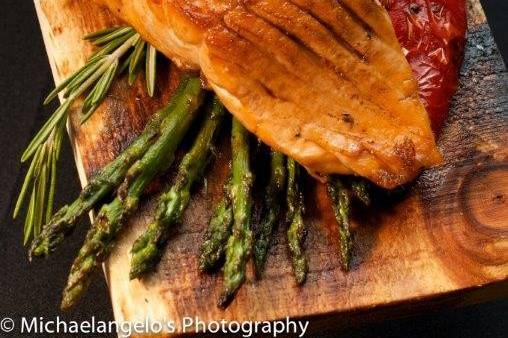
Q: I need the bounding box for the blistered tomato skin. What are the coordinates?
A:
[384,0,467,132]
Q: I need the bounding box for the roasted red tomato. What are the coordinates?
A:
[384,0,467,131]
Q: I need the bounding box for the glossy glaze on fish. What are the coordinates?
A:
[94,0,443,188]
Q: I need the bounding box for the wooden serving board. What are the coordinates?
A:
[35,0,507,335]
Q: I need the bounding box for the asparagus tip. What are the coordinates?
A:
[339,242,353,272]
[129,269,142,281]
[217,289,237,309]
[198,254,215,273]
[253,260,264,280]
[28,239,48,260]
[294,265,307,285]
[60,282,86,311]
[129,241,159,280]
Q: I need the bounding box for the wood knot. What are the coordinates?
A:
[460,163,508,234]
[423,161,508,285]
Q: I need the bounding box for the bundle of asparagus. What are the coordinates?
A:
[22,25,381,310]
[129,98,226,279]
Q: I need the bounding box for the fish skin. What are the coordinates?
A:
[94,0,442,188]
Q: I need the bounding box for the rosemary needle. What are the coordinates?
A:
[128,37,145,85]
[83,26,121,41]
[146,44,157,97]
[91,27,133,46]
[15,26,160,244]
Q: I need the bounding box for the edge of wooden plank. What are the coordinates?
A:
[467,0,487,26]
[34,0,89,190]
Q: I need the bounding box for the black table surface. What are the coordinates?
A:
[0,1,506,337]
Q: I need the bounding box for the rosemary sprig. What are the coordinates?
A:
[15,26,159,244]
[14,119,66,245]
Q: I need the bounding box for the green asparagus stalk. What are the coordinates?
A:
[29,76,192,259]
[327,176,353,271]
[351,179,371,207]
[129,98,226,279]
[286,158,308,285]
[199,181,233,272]
[219,119,253,308]
[253,150,286,277]
[61,76,203,310]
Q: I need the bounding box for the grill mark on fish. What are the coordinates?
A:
[223,7,425,155]
[336,0,398,49]
[210,22,294,106]
[227,6,438,176]
[237,9,396,132]
[219,14,312,99]
[287,0,368,62]
[216,56,412,176]
[240,5,362,90]
[245,1,367,70]
[335,0,376,42]
[208,47,328,159]
[221,9,311,85]
[215,19,405,171]
[287,0,418,98]
[254,5,429,140]
[243,3,409,130]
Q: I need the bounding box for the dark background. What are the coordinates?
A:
[0,1,506,337]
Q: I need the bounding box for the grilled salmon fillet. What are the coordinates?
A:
[94,0,443,188]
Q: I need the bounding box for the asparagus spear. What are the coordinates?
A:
[218,119,253,308]
[253,150,286,277]
[286,158,308,285]
[199,181,233,272]
[29,78,191,259]
[327,176,353,271]
[351,178,371,207]
[129,98,226,279]
[61,76,203,310]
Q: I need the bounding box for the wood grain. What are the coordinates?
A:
[35,0,507,335]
